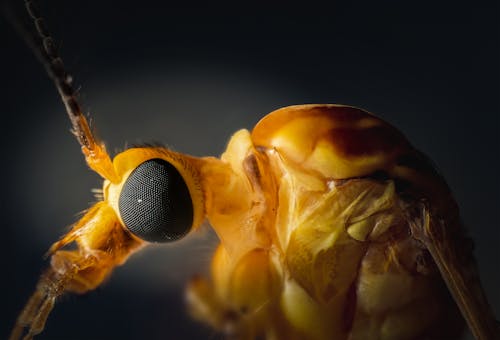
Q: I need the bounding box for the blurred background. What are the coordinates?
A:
[1,1,498,339]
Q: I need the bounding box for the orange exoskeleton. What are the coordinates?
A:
[10,1,499,340]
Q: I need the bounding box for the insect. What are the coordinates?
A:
[8,1,499,340]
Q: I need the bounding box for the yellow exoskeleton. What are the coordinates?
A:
[10,1,499,340]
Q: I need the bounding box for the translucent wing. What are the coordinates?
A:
[403,200,499,340]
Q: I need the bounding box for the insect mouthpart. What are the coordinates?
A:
[118,158,194,242]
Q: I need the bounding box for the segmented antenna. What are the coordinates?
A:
[19,0,119,182]
[24,0,95,150]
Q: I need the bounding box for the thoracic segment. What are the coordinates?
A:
[187,117,462,339]
[251,104,409,179]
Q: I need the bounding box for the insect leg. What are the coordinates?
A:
[9,288,45,340]
[10,202,143,340]
[10,254,96,340]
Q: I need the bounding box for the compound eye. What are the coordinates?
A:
[118,158,193,242]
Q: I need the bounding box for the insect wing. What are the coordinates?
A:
[405,202,499,340]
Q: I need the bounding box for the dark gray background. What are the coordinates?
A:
[1,1,498,339]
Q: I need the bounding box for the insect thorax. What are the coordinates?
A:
[188,126,461,339]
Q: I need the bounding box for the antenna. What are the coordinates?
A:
[21,0,119,182]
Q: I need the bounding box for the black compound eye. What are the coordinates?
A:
[118,158,193,242]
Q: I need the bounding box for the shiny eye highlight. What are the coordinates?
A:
[118,158,193,242]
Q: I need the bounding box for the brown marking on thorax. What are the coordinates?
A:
[325,125,407,158]
[251,104,408,161]
[251,104,455,215]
